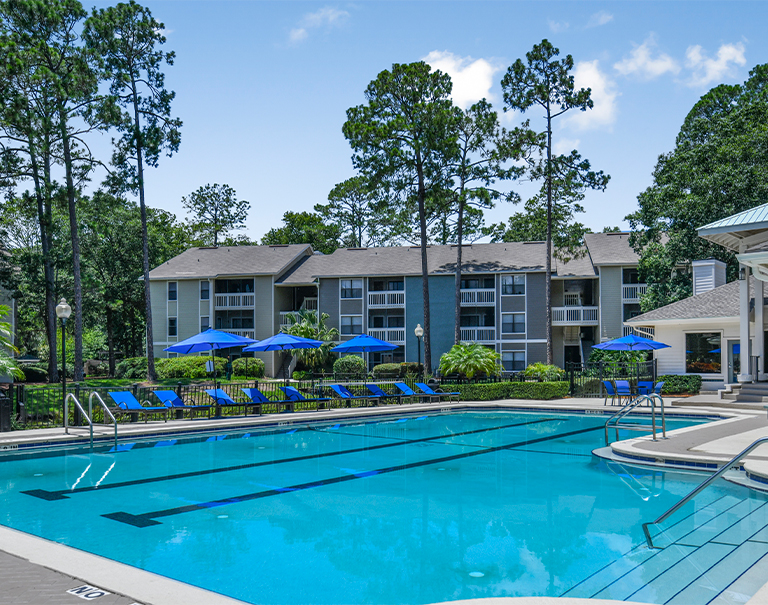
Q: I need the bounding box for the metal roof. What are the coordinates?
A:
[698,203,768,251]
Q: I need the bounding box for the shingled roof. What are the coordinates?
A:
[583,232,640,266]
[148,244,311,280]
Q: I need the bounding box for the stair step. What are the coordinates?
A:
[561,546,657,598]
[679,500,759,547]
[714,502,768,546]
[651,495,744,546]
[713,546,768,605]
[666,541,768,604]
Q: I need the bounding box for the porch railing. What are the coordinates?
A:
[552,306,599,325]
[215,294,255,308]
[368,292,405,307]
[460,289,495,306]
[460,327,495,342]
[622,284,648,302]
[368,328,406,344]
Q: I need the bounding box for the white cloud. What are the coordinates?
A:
[566,60,618,131]
[614,34,680,79]
[685,42,746,87]
[586,11,613,28]
[553,138,581,155]
[288,6,350,43]
[548,19,569,33]
[423,50,503,109]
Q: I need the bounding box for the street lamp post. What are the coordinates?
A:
[55,298,72,427]
[414,323,424,382]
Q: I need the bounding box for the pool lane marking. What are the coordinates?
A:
[102,424,604,527]
[22,418,559,501]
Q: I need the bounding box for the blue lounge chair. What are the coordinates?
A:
[394,382,421,403]
[366,384,402,405]
[329,384,376,407]
[415,382,460,402]
[108,391,169,422]
[154,390,213,418]
[204,388,260,416]
[637,381,654,396]
[614,380,634,404]
[602,381,617,406]
[241,387,295,414]
[653,381,665,396]
[280,386,331,411]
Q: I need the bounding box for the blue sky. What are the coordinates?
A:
[89,1,768,241]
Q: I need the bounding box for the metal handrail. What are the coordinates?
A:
[642,436,768,549]
[605,393,666,445]
[89,392,118,451]
[64,393,94,452]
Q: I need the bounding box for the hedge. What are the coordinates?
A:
[657,374,702,394]
[158,356,225,379]
[233,357,265,378]
[334,355,367,377]
[18,364,48,383]
[115,357,148,379]
[441,381,569,401]
[372,362,423,379]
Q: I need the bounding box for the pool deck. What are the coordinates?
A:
[2,396,768,605]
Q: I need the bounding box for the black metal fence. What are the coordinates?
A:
[566,359,657,398]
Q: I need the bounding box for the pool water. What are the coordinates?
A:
[1,411,765,604]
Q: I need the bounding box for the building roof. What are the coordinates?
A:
[554,248,597,278]
[582,232,640,266]
[697,203,768,252]
[626,277,764,324]
[148,244,312,280]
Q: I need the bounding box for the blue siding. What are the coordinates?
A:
[405,274,456,370]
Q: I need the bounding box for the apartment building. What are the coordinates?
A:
[147,233,646,376]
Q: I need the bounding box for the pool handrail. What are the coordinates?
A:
[604,393,666,445]
[88,391,118,452]
[642,436,768,549]
[64,393,94,452]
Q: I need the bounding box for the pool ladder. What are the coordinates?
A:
[64,392,118,452]
[642,436,768,549]
[604,393,666,445]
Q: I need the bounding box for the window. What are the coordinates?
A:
[460,277,494,290]
[200,316,210,332]
[388,280,404,291]
[623,268,640,284]
[623,304,642,322]
[341,279,363,299]
[502,351,525,372]
[200,281,210,300]
[502,313,525,334]
[370,315,385,328]
[167,352,178,359]
[168,317,177,337]
[341,315,363,335]
[502,275,525,295]
[686,333,721,374]
[168,282,177,301]
[387,315,404,328]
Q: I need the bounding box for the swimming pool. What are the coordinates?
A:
[1,410,766,604]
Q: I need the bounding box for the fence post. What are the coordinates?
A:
[569,362,575,396]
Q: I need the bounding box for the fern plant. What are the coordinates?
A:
[282,310,339,371]
[439,343,500,379]
[522,362,564,382]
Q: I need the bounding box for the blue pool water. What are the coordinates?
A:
[1,411,766,605]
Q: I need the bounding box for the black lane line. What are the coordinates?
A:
[103,424,603,527]
[23,418,558,501]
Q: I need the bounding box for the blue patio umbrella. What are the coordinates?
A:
[332,334,398,353]
[164,328,258,391]
[243,333,323,352]
[592,334,671,351]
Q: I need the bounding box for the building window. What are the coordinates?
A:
[623,268,640,284]
[341,279,363,299]
[200,281,210,300]
[502,313,525,334]
[623,304,642,322]
[502,351,525,372]
[387,315,404,328]
[168,317,177,337]
[341,315,363,335]
[167,352,178,359]
[200,316,210,332]
[686,333,721,374]
[461,277,494,290]
[388,280,404,291]
[168,282,177,301]
[502,274,525,295]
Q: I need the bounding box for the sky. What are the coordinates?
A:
[87,0,768,242]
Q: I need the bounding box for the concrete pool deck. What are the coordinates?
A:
[2,396,768,605]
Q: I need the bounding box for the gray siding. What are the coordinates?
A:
[599,266,622,341]
[339,299,363,315]
[525,272,546,339]
[553,328,564,368]
[405,276,423,363]
[177,280,199,341]
[500,296,525,313]
[149,280,167,345]
[551,280,564,306]
[405,275,456,368]
[527,342,547,365]
[319,278,339,331]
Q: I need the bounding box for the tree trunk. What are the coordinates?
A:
[545,107,553,365]
[131,83,156,381]
[416,158,431,374]
[454,197,465,345]
[58,103,84,382]
[106,306,115,377]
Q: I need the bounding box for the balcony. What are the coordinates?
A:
[280,309,316,328]
[215,293,255,309]
[622,284,648,303]
[368,328,405,344]
[552,306,599,326]
[460,289,495,306]
[563,293,582,306]
[368,292,405,308]
[460,327,496,343]
[225,328,255,339]
[623,325,655,339]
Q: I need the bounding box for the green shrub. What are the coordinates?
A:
[157,356,225,379]
[292,370,312,380]
[18,364,48,383]
[522,362,565,382]
[400,362,422,376]
[441,381,569,401]
[439,343,500,378]
[373,363,401,378]
[115,357,148,379]
[657,374,702,394]
[334,355,367,377]
[232,357,265,378]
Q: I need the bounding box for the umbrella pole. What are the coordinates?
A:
[212,348,221,417]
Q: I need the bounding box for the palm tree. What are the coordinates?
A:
[282,310,339,372]
[439,343,500,379]
[0,304,23,380]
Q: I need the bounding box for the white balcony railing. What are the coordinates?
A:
[623,325,655,339]
[368,328,406,344]
[302,297,318,311]
[460,289,495,306]
[215,294,255,309]
[552,306,599,326]
[280,309,317,328]
[368,292,405,308]
[225,328,255,339]
[460,327,496,342]
[622,284,648,303]
[563,293,582,306]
